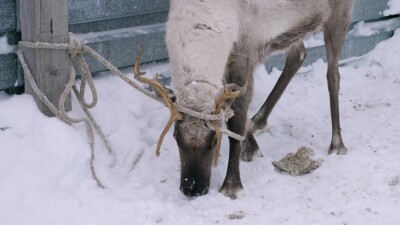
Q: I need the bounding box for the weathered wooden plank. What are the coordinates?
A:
[77,24,168,74]
[20,0,71,116]
[15,0,20,32]
[65,0,393,33]
[0,0,16,33]
[0,54,17,90]
[16,0,169,32]
[69,11,168,33]
[0,26,168,91]
[13,0,394,33]
[2,0,399,93]
[265,30,395,72]
[67,0,391,25]
[4,20,399,91]
[68,0,169,24]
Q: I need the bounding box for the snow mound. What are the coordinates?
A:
[1,30,400,225]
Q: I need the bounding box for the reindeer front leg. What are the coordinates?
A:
[219,98,247,199]
[250,42,306,136]
[219,52,256,198]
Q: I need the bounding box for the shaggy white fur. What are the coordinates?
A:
[166,1,238,111]
[166,0,332,112]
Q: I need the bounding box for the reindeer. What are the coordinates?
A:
[135,0,355,198]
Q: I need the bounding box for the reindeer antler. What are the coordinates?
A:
[212,58,251,166]
[134,46,183,156]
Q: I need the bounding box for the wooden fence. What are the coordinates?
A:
[1,0,399,93]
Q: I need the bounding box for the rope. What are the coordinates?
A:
[16,49,110,188]
[16,33,246,184]
[18,34,228,122]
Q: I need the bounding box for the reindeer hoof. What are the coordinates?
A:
[219,181,246,199]
[328,145,348,155]
[240,131,263,162]
[249,119,268,136]
[241,147,263,162]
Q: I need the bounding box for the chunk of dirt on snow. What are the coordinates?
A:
[272,147,323,176]
[389,175,400,186]
[228,211,245,220]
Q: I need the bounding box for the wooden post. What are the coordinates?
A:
[20,0,71,116]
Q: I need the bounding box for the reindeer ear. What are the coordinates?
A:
[165,87,177,102]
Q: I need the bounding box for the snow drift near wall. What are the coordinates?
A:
[384,0,400,16]
[0,34,16,54]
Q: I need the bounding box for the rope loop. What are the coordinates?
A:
[68,33,85,59]
[16,33,247,185]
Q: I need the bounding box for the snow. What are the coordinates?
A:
[384,0,400,16]
[304,17,400,49]
[0,34,16,54]
[1,29,400,225]
[303,32,324,48]
[349,17,400,37]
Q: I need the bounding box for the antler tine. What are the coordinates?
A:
[134,46,183,156]
[212,58,251,166]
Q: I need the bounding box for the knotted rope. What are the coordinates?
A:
[17,33,245,187]
[17,36,116,188]
[19,34,241,122]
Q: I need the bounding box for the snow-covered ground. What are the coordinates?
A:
[1,28,400,225]
[385,0,400,16]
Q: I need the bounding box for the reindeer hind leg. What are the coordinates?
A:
[323,1,354,155]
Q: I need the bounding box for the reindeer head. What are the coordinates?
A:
[134,48,248,197]
[173,113,215,196]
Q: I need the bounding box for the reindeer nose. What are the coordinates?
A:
[180,178,209,197]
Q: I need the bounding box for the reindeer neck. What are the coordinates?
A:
[167,1,239,112]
